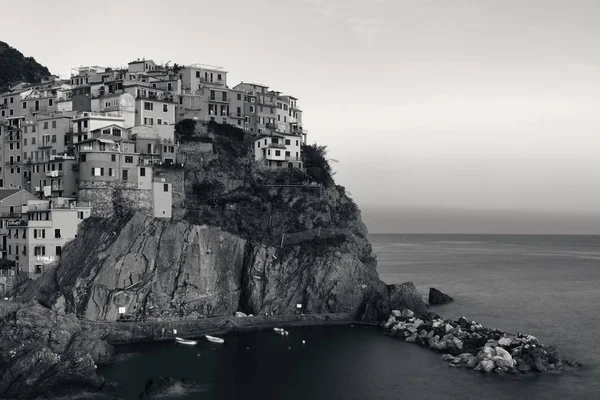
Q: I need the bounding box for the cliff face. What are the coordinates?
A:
[15,122,426,321]
[27,213,393,321]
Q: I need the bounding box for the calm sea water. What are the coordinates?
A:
[100,234,600,400]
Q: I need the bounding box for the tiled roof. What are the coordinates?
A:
[0,189,22,201]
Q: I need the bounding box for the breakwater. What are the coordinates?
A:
[382,308,583,374]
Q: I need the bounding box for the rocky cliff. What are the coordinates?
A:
[19,213,417,322]
[14,121,426,322]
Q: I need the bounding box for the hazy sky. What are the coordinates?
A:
[2,0,599,233]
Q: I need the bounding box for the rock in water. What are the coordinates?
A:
[428,288,454,305]
[388,282,428,315]
[139,376,203,399]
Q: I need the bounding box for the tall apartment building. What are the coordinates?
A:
[0,195,91,278]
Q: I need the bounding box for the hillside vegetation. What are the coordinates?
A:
[0,42,51,90]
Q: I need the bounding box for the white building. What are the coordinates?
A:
[254,133,303,169]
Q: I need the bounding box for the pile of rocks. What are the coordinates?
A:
[382,309,582,374]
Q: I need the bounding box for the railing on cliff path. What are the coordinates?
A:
[270,227,352,248]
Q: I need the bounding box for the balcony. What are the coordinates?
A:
[28,220,53,228]
[4,135,20,142]
[5,161,20,167]
[265,123,277,130]
[267,142,286,149]
[228,112,244,119]
[46,170,64,178]
[200,78,225,86]
[38,142,54,149]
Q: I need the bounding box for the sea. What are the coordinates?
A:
[100,234,600,400]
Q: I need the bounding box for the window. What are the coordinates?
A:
[250,105,255,113]
[122,169,128,180]
[113,128,121,137]
[157,119,162,125]
[285,151,291,157]
[22,102,26,109]
[196,71,200,78]
[102,128,111,135]
[24,138,27,145]
[125,156,133,163]
[144,102,153,110]
[49,98,53,107]
[275,150,281,156]
[77,211,84,219]
[237,93,241,101]
[144,117,154,125]
[217,73,222,80]
[222,92,227,101]
[56,246,62,256]
[52,121,56,129]
[163,104,168,112]
[109,168,113,177]
[92,167,102,176]
[164,184,169,192]
[43,122,48,129]
[285,139,291,145]
[80,154,86,162]
[111,154,116,162]
[140,167,146,177]
[55,229,61,239]
[51,135,56,143]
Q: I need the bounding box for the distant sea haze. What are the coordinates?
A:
[361,206,600,235]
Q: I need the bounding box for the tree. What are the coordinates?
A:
[302,143,334,185]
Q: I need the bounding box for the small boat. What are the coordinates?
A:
[273,328,285,334]
[206,335,225,344]
[175,337,197,346]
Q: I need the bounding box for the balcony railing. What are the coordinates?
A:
[5,135,20,142]
[28,220,53,228]
[46,170,64,178]
[268,142,286,149]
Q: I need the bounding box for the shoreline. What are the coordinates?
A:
[82,313,377,345]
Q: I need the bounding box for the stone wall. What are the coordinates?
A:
[78,180,153,218]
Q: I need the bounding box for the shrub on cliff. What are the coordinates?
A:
[302,143,334,186]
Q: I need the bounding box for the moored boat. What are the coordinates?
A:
[175,337,197,345]
[206,334,225,344]
[273,328,285,333]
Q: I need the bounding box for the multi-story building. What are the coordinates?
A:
[176,64,230,123]
[1,196,91,278]
[253,133,304,170]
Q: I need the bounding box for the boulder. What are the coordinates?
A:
[428,287,454,305]
[475,359,496,373]
[67,330,115,365]
[138,376,203,399]
[401,309,414,318]
[388,283,428,315]
[498,336,513,347]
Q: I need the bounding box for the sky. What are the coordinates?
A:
[1,0,599,233]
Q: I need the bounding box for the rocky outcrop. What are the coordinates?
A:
[428,287,454,305]
[138,376,204,399]
[0,301,116,399]
[16,213,412,323]
[382,310,582,374]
